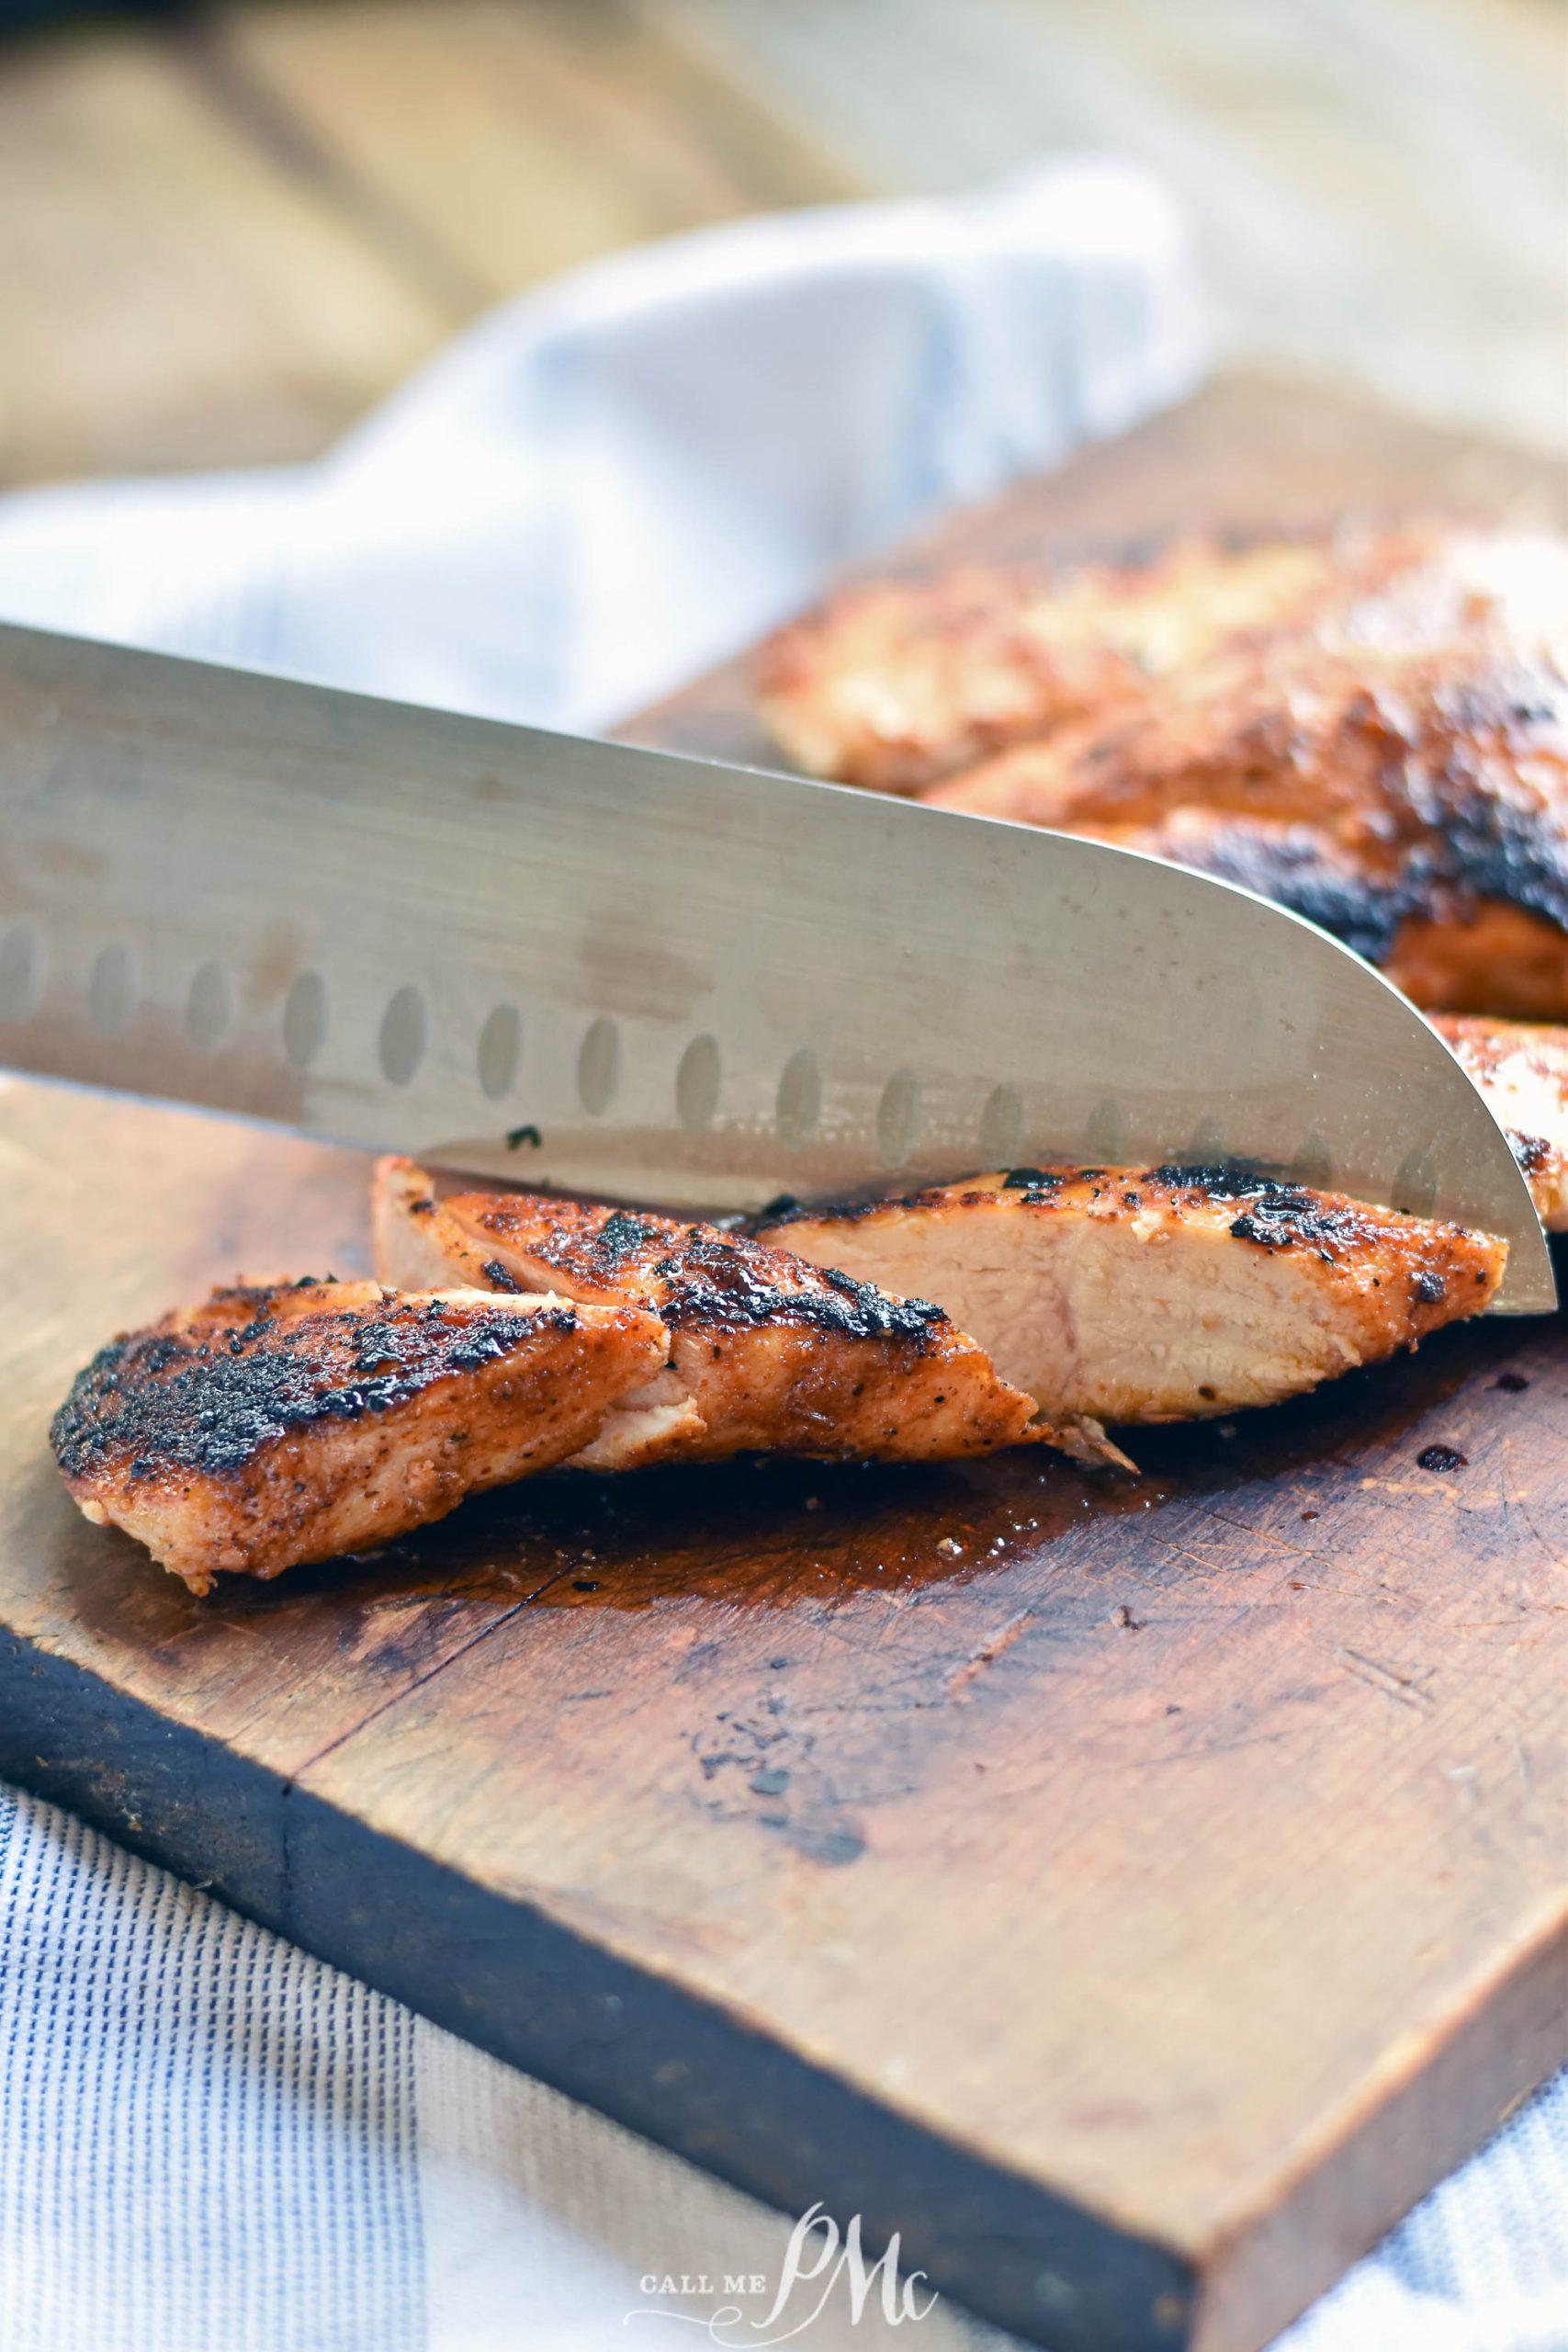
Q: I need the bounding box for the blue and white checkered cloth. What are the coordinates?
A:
[0,163,1562,2351]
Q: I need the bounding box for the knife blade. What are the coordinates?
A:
[0,621,1552,1312]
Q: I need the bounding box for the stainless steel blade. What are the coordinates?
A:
[0,621,1552,1312]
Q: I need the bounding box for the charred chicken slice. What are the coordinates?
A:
[373,1159,1042,1467]
[1437,1015,1568,1231]
[51,1276,667,1592]
[754,1167,1506,1429]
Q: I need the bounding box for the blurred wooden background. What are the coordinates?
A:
[1,0,1562,489]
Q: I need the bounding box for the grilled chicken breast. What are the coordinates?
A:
[754,1167,1506,1428]
[756,524,1441,794]
[51,1276,667,1591]
[927,632,1568,1019]
[1437,1015,1568,1231]
[373,1159,1041,1467]
[761,521,1568,1017]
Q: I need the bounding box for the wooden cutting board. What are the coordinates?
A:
[1,379,1562,2352]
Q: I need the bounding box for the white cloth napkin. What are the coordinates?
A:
[0,158,1562,2352]
[0,157,1198,730]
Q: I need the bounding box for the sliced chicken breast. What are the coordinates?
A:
[753,1167,1506,1428]
[373,1159,1042,1466]
[754,520,1545,796]
[1437,1015,1568,1231]
[51,1275,667,1592]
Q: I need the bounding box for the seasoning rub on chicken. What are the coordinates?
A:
[51,1276,667,1593]
[373,1159,1042,1469]
[754,1166,1507,1429]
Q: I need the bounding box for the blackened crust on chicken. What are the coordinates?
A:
[930,637,1568,1007]
[51,1275,671,1590]
[1434,1013,1568,1227]
[1126,775,1568,969]
[1511,1132,1551,1175]
[651,1231,946,1346]
[592,1209,666,1269]
[811,1165,1492,1283]
[1143,1165,1401,1255]
[468,1197,946,1345]
[52,1289,580,1484]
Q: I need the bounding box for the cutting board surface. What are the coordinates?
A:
[1,379,1563,2352]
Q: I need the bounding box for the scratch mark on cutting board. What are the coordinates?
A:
[946,1607,1036,1697]
[1336,1645,1434,1710]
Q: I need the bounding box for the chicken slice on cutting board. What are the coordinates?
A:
[1437,1016,1568,1231]
[373,1159,1042,1467]
[755,523,1448,794]
[753,1168,1506,1429]
[51,1276,667,1592]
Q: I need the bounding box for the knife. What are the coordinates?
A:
[0,621,1552,1313]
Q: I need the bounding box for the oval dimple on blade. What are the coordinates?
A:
[676,1033,721,1132]
[477,1002,522,1101]
[378,986,427,1088]
[776,1048,821,1148]
[877,1069,920,1168]
[1186,1114,1227,1165]
[186,959,232,1051]
[1084,1099,1128,1162]
[0,621,1552,1313]
[977,1082,1024,1169]
[87,942,135,1037]
[283,971,329,1070]
[1291,1132,1335,1189]
[577,1017,621,1115]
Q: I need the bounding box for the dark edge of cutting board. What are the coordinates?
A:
[1,1634,1192,2352]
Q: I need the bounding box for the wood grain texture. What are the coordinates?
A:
[212,0,859,310]
[0,23,446,482]
[3,0,1557,488]
[0,0,856,488]
[1,382,1565,2352]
